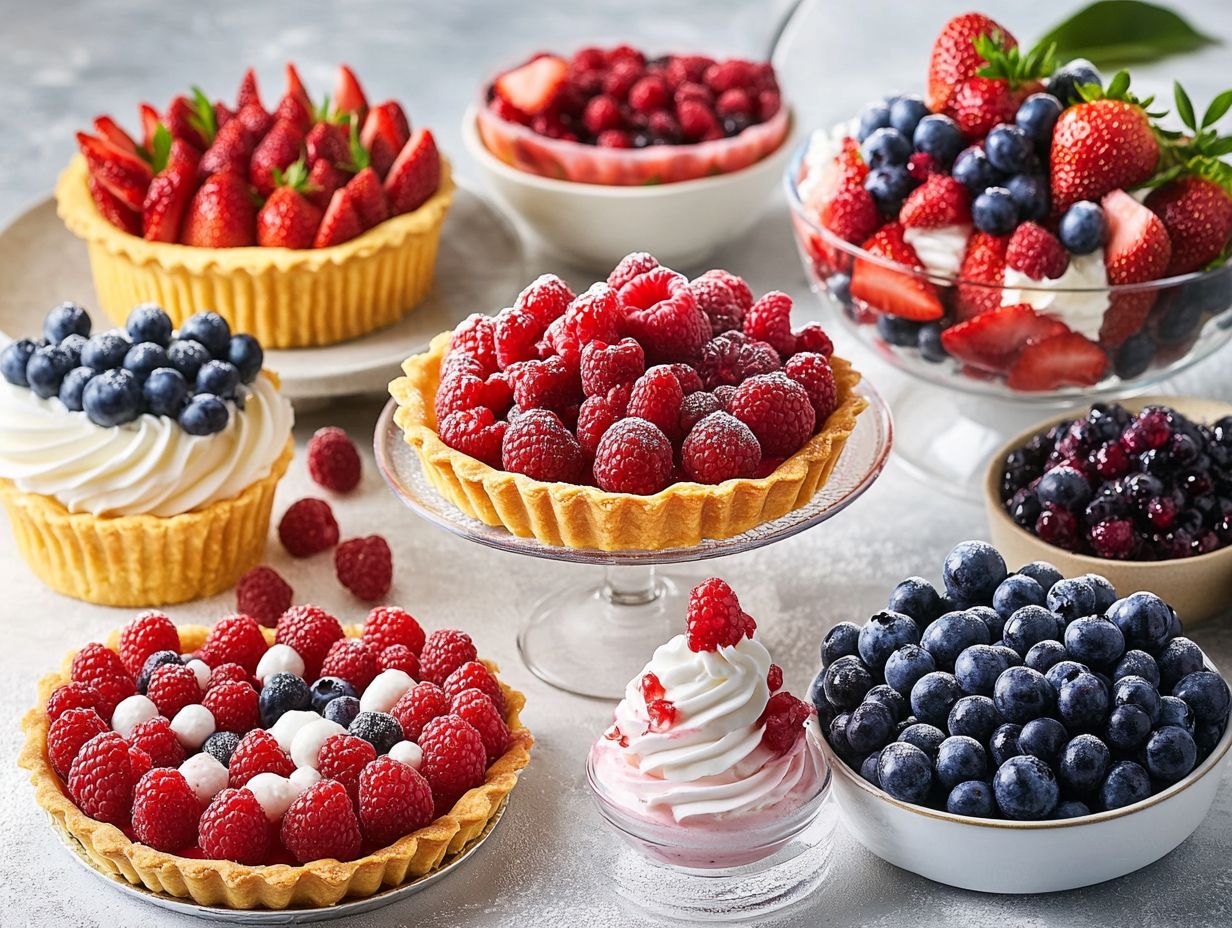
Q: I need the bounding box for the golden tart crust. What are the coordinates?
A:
[18,625,534,910]
[389,331,868,551]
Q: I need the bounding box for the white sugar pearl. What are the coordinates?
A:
[179,753,228,804]
[110,694,158,740]
[359,669,414,714]
[185,659,212,690]
[290,718,346,770]
[289,766,322,791]
[246,772,300,823]
[255,644,305,684]
[269,709,320,754]
[388,740,423,770]
[170,704,215,750]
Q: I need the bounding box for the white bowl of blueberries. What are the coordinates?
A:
[811,540,1232,893]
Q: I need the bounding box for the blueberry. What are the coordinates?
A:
[947,779,995,817]
[863,683,908,721]
[1098,760,1151,810]
[1048,59,1101,106]
[1037,466,1091,511]
[897,722,946,758]
[1,339,39,386]
[82,368,142,427]
[942,540,1007,606]
[876,314,924,347]
[972,187,1019,235]
[857,611,919,670]
[948,695,1000,742]
[348,710,405,754]
[1003,605,1061,656]
[56,366,94,412]
[1058,201,1108,255]
[1005,173,1050,222]
[167,338,211,382]
[1065,617,1126,669]
[126,303,173,347]
[25,345,76,399]
[324,694,361,728]
[917,322,947,363]
[994,754,1059,819]
[865,165,916,213]
[1083,574,1118,613]
[861,127,912,167]
[1017,561,1063,593]
[1106,704,1152,751]
[884,644,936,697]
[1107,592,1172,653]
[857,100,892,141]
[1195,722,1225,756]
[309,676,359,714]
[990,723,1024,767]
[887,577,942,624]
[985,124,1033,174]
[876,741,934,803]
[59,334,87,365]
[820,622,861,668]
[935,735,987,789]
[136,650,182,693]
[1058,733,1110,795]
[1115,332,1156,379]
[1015,93,1062,146]
[911,113,963,167]
[823,653,874,709]
[1045,659,1090,693]
[994,666,1055,724]
[992,575,1046,620]
[43,302,91,343]
[860,750,882,785]
[1159,695,1196,734]
[1158,637,1204,691]
[259,672,311,727]
[846,700,896,753]
[828,712,855,758]
[951,146,998,192]
[123,342,170,382]
[1112,675,1162,725]
[196,359,241,398]
[1172,671,1231,726]
[954,644,1016,696]
[910,671,963,727]
[81,331,131,371]
[1018,717,1068,764]
[1025,640,1067,674]
[202,731,242,768]
[968,606,1007,641]
[178,311,232,356]
[179,394,230,435]
[1057,671,1110,733]
[142,367,188,418]
[826,272,852,307]
[922,611,994,672]
[1145,726,1198,783]
[1054,800,1091,819]
[1047,577,1099,623]
[887,94,928,136]
[226,334,264,383]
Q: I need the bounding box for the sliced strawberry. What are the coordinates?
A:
[88,174,141,235]
[954,232,1009,322]
[250,118,306,197]
[285,63,312,113]
[346,167,390,229]
[494,54,568,116]
[76,132,153,211]
[1007,332,1108,391]
[143,155,198,243]
[1006,222,1068,280]
[333,65,368,122]
[182,171,257,247]
[383,128,441,215]
[306,158,346,210]
[899,174,971,229]
[360,106,408,179]
[850,222,944,321]
[236,67,262,110]
[314,186,364,248]
[197,117,255,178]
[305,121,350,168]
[376,101,411,143]
[940,303,1068,372]
[1103,189,1173,285]
[257,162,323,249]
[93,116,138,155]
[139,103,162,152]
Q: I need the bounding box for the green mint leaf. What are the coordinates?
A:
[1107,70,1132,99]
[150,124,172,174]
[1202,89,1232,128]
[188,86,217,144]
[1174,82,1196,131]
[1036,1,1219,69]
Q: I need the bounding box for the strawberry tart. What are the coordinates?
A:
[56,64,454,348]
[19,607,532,909]
[388,253,867,550]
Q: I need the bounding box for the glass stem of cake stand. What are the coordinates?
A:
[601,565,663,609]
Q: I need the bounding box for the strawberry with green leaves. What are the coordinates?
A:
[256,160,322,249]
[925,13,1016,113]
[946,34,1053,139]
[250,119,306,198]
[333,65,368,124]
[143,131,200,243]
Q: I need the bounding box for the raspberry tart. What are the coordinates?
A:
[56,64,454,348]
[0,303,292,606]
[388,254,867,550]
[18,607,532,910]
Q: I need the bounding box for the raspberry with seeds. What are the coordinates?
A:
[607,252,660,290]
[207,662,252,691]
[433,369,512,421]
[1007,221,1069,280]
[542,315,581,371]
[678,391,721,434]
[278,497,340,558]
[699,269,753,311]
[132,769,200,852]
[199,788,270,864]
[506,355,580,411]
[128,745,152,781]
[307,426,362,493]
[583,94,623,134]
[665,363,704,395]
[793,323,834,358]
[443,661,506,716]
[594,417,673,494]
[147,663,202,719]
[448,313,498,374]
[235,566,293,627]
[784,352,838,423]
[678,98,720,140]
[515,273,575,327]
[128,717,186,768]
[439,407,508,468]
[71,642,129,689]
[494,306,544,370]
[603,59,643,100]
[450,689,510,763]
[379,644,420,678]
[626,366,685,441]
[318,732,377,804]
[67,731,135,826]
[564,283,625,345]
[501,409,587,483]
[228,729,295,788]
[440,351,490,382]
[580,338,645,397]
[336,535,393,602]
[689,275,745,335]
[682,412,762,484]
[675,81,714,108]
[48,707,108,778]
[201,614,269,674]
[419,714,488,815]
[697,332,780,389]
[362,606,425,656]
[743,291,797,357]
[358,755,435,847]
[281,780,363,864]
[717,87,754,118]
[576,386,629,456]
[202,680,261,733]
[761,692,811,753]
[46,682,100,722]
[420,629,478,686]
[321,638,380,691]
[705,59,757,93]
[628,75,669,113]
[276,605,344,679]
[714,384,738,409]
[729,372,816,458]
[619,268,709,363]
[118,612,180,677]
[686,578,747,652]
[392,682,450,741]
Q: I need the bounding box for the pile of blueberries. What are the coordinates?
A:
[811,540,1230,821]
[0,303,263,436]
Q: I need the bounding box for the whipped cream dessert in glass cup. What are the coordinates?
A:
[587,577,835,921]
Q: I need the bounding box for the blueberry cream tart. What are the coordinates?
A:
[0,302,293,606]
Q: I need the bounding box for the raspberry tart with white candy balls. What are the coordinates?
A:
[18,607,532,909]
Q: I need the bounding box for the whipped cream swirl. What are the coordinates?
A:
[904,224,972,281]
[1001,250,1111,341]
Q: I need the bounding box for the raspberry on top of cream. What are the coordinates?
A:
[1001,250,1111,342]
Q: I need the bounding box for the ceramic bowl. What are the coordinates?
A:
[984,395,1232,627]
[820,710,1231,893]
[462,105,795,269]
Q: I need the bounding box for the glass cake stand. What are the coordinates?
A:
[374,383,892,699]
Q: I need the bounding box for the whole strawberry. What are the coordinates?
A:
[1145,175,1232,275]
[926,13,1015,111]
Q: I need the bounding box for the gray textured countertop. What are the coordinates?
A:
[2,1,1231,926]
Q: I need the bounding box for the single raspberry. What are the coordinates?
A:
[603,59,642,100]
[203,680,261,734]
[199,787,271,864]
[626,366,685,442]
[70,642,129,689]
[1007,222,1069,280]
[147,663,202,719]
[675,80,714,108]
[682,412,762,484]
[1090,518,1136,559]
[46,682,100,722]
[619,268,709,363]
[564,283,625,346]
[713,384,738,409]
[235,566,293,627]
[276,605,344,679]
[665,363,704,395]
[679,392,722,434]
[515,273,575,327]
[784,352,838,423]
[442,661,506,716]
[686,578,747,652]
[767,664,784,692]
[705,59,757,93]
[448,313,498,374]
[307,426,362,493]
[688,275,745,335]
[201,614,269,674]
[335,535,394,602]
[320,638,380,691]
[907,151,939,181]
[582,94,622,134]
[281,780,363,864]
[607,252,660,290]
[420,630,478,686]
[542,316,581,372]
[678,98,721,140]
[48,707,108,778]
[228,729,295,788]
[379,644,420,678]
[136,651,182,694]
[757,89,782,121]
[793,323,834,358]
[494,306,544,370]
[596,128,631,147]
[761,692,810,754]
[666,54,714,86]
[207,662,252,691]
[128,745,153,781]
[594,417,674,494]
[697,331,781,390]
[358,755,435,847]
[506,355,580,411]
[418,715,488,815]
[440,350,492,383]
[728,372,816,458]
[450,689,510,763]
[128,717,186,768]
[743,291,797,357]
[646,110,682,143]
[716,87,753,117]
[580,338,645,397]
[391,682,450,741]
[439,407,508,469]
[278,498,340,558]
[500,409,586,483]
[360,606,425,656]
[433,369,512,421]
[628,75,669,113]
[699,269,754,312]
[118,612,180,677]
[317,732,377,804]
[67,731,134,826]
[576,388,627,456]
[132,769,200,852]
